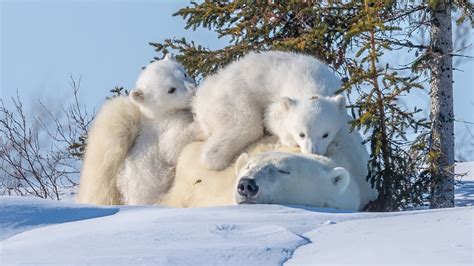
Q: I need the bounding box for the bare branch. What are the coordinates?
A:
[0,78,94,200]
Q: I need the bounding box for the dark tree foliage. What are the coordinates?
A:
[150,0,473,211]
[151,1,360,79]
[108,86,130,99]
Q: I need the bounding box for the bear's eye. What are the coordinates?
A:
[184,73,188,78]
[168,87,176,94]
[277,169,290,175]
[299,132,305,139]
[322,133,329,139]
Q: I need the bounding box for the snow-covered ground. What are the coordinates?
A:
[1,163,473,265]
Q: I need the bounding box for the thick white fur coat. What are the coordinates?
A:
[77,97,141,205]
[116,110,195,205]
[161,131,376,210]
[78,56,198,205]
[160,136,297,207]
[193,51,341,170]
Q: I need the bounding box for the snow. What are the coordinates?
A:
[0,196,118,241]
[455,161,474,207]
[288,208,473,265]
[0,162,473,265]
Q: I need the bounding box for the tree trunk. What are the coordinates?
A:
[429,0,455,208]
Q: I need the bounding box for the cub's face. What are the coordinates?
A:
[276,95,347,155]
[233,152,350,207]
[130,55,196,117]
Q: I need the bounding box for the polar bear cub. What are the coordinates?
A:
[77,55,198,205]
[265,97,378,205]
[264,95,347,155]
[193,51,341,170]
[234,152,362,211]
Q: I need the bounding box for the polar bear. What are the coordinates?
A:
[77,55,199,205]
[265,97,378,205]
[234,152,361,211]
[161,135,376,210]
[193,51,341,170]
[160,136,297,207]
[264,95,347,155]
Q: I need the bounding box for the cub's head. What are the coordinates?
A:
[234,152,351,207]
[130,54,196,118]
[270,95,347,155]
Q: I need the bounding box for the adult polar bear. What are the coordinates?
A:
[233,152,361,211]
[193,51,343,171]
[160,137,290,207]
[161,132,378,210]
[77,55,198,205]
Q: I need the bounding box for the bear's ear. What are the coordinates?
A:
[328,167,350,194]
[164,53,176,61]
[333,95,346,111]
[279,97,297,111]
[130,88,145,102]
[235,153,250,176]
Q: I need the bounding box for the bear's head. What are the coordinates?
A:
[268,95,347,155]
[130,54,196,118]
[234,152,351,207]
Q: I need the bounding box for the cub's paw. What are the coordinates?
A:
[201,146,232,171]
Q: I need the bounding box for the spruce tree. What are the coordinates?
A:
[428,0,455,208]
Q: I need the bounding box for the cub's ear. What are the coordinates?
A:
[235,153,250,176]
[278,97,297,111]
[267,97,295,120]
[328,167,350,194]
[130,88,145,102]
[164,53,176,61]
[333,95,346,111]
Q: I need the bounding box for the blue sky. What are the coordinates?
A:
[1,0,473,159]
[0,0,227,109]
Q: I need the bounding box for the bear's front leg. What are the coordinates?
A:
[201,126,263,171]
[186,120,209,142]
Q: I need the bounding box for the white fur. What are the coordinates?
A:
[234,152,361,211]
[193,51,341,170]
[77,97,141,205]
[324,121,379,207]
[116,110,197,205]
[160,136,297,207]
[266,97,379,205]
[162,135,375,210]
[130,57,196,119]
[264,95,347,155]
[77,57,198,205]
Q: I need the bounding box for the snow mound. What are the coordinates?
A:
[288,207,473,265]
[0,204,368,265]
[1,201,472,265]
[0,196,118,240]
[456,161,474,207]
[0,162,473,265]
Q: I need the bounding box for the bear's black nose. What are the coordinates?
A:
[237,178,259,198]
